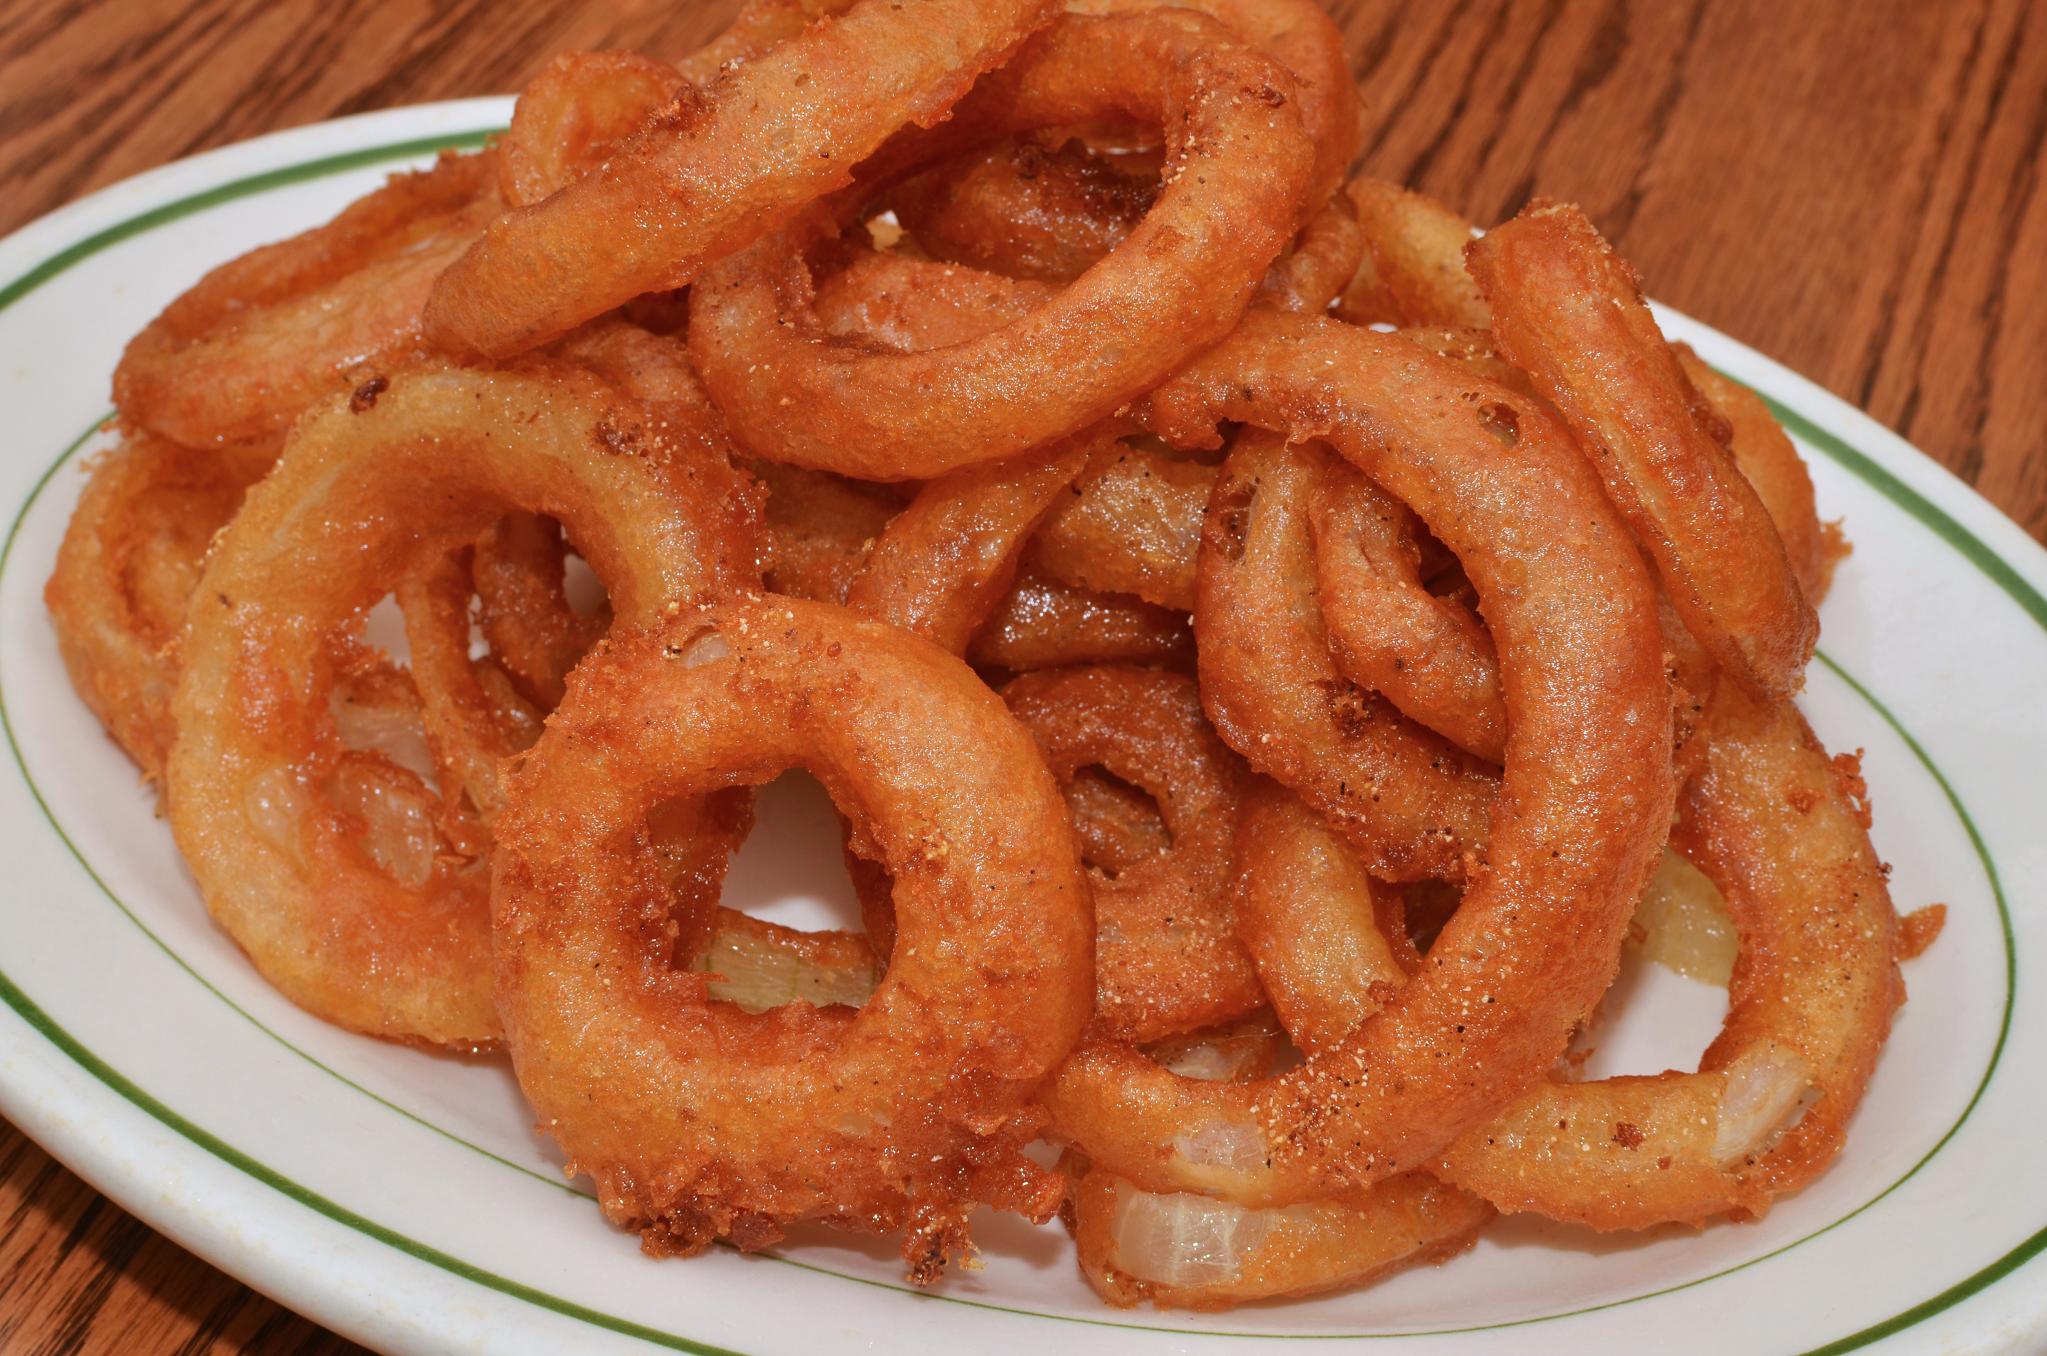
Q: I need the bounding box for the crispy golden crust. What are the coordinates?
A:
[970,568,1194,671]
[1066,0,1360,205]
[891,137,1160,284]
[1195,432,1497,882]
[1307,456,1506,763]
[1435,680,1904,1227]
[44,432,273,783]
[1231,780,1411,1055]
[497,51,690,209]
[1344,178,1491,330]
[688,11,1314,477]
[1468,202,1818,697]
[1004,665,1261,1043]
[490,600,1093,1276]
[115,151,499,447]
[847,433,1099,653]
[426,0,1062,356]
[1044,311,1673,1207]
[1678,348,1835,605]
[166,363,758,1046]
[1030,441,1213,612]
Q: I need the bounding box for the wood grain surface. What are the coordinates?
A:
[0,1,2039,1351]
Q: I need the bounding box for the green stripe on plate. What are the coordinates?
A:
[0,129,497,317]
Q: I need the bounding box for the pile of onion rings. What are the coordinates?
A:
[46,0,1936,1310]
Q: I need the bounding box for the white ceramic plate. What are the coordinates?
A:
[0,100,2042,1356]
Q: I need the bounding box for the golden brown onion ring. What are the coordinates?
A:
[1004,665,1260,1043]
[1066,0,1360,205]
[393,550,547,826]
[1257,194,1367,314]
[497,51,691,209]
[1677,348,1840,605]
[1065,766,1176,876]
[1437,685,1899,1225]
[490,599,1093,1277]
[1343,178,1490,329]
[464,514,607,710]
[426,0,1059,356]
[1308,457,1507,764]
[1043,309,1673,1207]
[1195,431,1495,883]
[1468,202,1818,697]
[166,363,759,1046]
[44,433,273,783]
[890,138,1159,284]
[115,151,499,447]
[688,10,1315,477]
[1231,779,1413,1056]
[757,462,901,604]
[892,138,1357,312]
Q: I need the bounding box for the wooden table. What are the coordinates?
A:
[0,0,2039,1351]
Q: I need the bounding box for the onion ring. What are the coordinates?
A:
[969,568,1194,672]
[1065,766,1176,875]
[1194,430,1496,882]
[687,9,1315,477]
[425,0,1059,356]
[489,599,1093,1276]
[44,432,273,782]
[1433,681,1903,1226]
[809,244,1047,352]
[166,363,759,1045]
[1042,309,1673,1206]
[393,550,547,826]
[1065,0,1360,204]
[497,51,691,208]
[757,461,901,604]
[1344,177,1490,330]
[1257,194,1367,314]
[1467,201,1818,697]
[393,319,752,827]
[1231,778,1414,1055]
[1307,456,1507,763]
[891,137,1357,313]
[1004,665,1261,1043]
[1677,347,1841,604]
[1070,1167,1490,1309]
[1222,683,1899,1229]
[115,150,500,448]
[464,513,608,710]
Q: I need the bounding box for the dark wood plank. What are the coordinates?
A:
[0,1,2040,1351]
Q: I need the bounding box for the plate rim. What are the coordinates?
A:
[0,99,2041,1355]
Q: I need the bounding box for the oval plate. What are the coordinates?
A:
[0,101,2042,1356]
